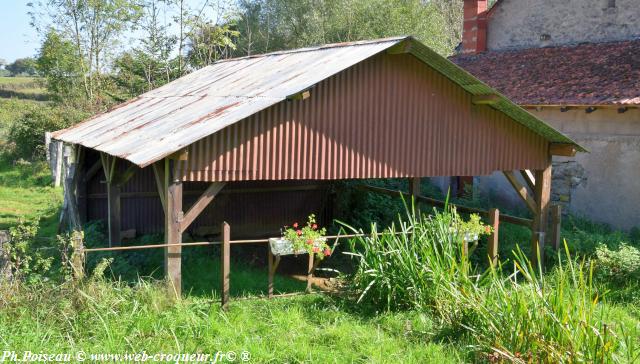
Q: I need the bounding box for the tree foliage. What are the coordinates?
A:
[5,58,38,76]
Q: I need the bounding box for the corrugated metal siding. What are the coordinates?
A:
[178,52,549,182]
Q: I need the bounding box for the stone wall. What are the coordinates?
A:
[487,0,640,50]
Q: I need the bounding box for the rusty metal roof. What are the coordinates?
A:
[53,36,583,167]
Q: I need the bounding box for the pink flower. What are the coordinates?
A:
[306,239,313,245]
[296,230,302,236]
[485,226,491,233]
[312,223,318,230]
[313,246,320,253]
[324,248,331,256]
[293,222,299,228]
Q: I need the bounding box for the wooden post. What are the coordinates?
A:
[71,231,84,281]
[408,177,421,213]
[165,158,183,299]
[487,208,500,266]
[551,204,562,250]
[531,160,552,267]
[0,230,11,280]
[268,249,274,298]
[221,222,230,309]
[306,253,314,293]
[107,183,121,246]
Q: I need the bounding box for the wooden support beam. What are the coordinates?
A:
[488,208,500,266]
[531,161,552,267]
[169,148,189,161]
[549,143,577,157]
[268,252,281,299]
[165,158,183,299]
[113,163,138,187]
[180,182,226,233]
[503,171,537,214]
[520,170,535,192]
[83,159,102,182]
[306,253,315,293]
[408,177,421,211]
[551,204,562,250]
[100,153,120,246]
[221,221,230,309]
[472,94,501,105]
[107,183,121,247]
[152,162,166,214]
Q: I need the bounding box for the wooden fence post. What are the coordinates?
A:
[488,208,500,266]
[551,204,562,250]
[0,231,11,281]
[306,253,314,293]
[71,231,84,281]
[221,222,230,309]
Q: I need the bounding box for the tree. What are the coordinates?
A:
[37,30,84,103]
[5,58,38,76]
[186,21,239,68]
[30,0,142,105]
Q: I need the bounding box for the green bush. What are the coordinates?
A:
[6,105,86,160]
[595,244,640,284]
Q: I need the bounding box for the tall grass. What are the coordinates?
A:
[343,203,640,362]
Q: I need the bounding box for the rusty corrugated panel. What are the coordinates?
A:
[178,52,549,182]
[53,38,406,167]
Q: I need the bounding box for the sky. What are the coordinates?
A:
[0,0,222,64]
[0,2,40,62]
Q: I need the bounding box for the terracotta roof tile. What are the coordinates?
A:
[451,39,640,105]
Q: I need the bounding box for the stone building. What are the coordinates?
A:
[450,0,640,230]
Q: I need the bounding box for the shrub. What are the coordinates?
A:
[595,243,640,284]
[7,104,87,160]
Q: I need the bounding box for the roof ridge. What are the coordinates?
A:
[212,36,410,64]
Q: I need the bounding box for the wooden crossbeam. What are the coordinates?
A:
[287,89,311,100]
[472,94,501,105]
[83,159,102,182]
[152,162,166,214]
[113,163,138,187]
[549,143,577,157]
[503,171,537,213]
[520,170,536,191]
[99,153,117,182]
[180,182,226,233]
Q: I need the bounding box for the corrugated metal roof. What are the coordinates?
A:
[53,36,584,167]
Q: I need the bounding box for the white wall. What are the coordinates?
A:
[488,0,640,50]
[478,108,640,230]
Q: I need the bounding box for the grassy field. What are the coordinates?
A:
[0,77,48,101]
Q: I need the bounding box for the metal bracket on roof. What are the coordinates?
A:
[471,94,501,105]
[286,89,311,101]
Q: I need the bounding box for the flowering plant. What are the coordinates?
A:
[451,212,492,242]
[283,214,331,259]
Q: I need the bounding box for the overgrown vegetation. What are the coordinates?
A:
[343,203,640,362]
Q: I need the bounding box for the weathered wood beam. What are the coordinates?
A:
[169,148,188,161]
[180,182,226,233]
[83,159,102,182]
[549,143,577,157]
[221,222,230,309]
[487,208,500,266]
[100,153,120,246]
[551,204,562,251]
[531,162,552,267]
[472,94,501,105]
[113,163,138,187]
[165,158,183,299]
[152,162,166,214]
[503,171,537,214]
[520,170,536,191]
